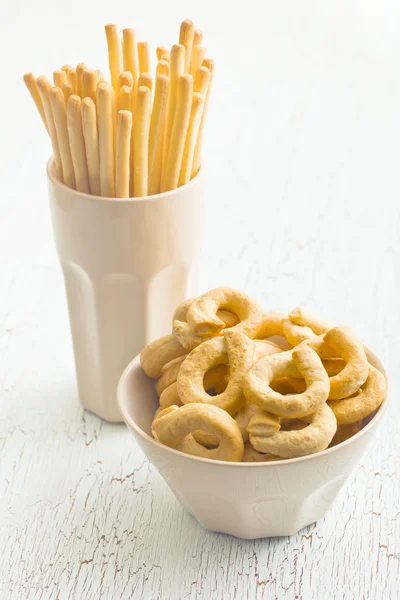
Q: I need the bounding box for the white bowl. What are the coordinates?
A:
[117,348,388,539]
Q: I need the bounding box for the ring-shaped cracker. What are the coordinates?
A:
[177,329,255,415]
[173,286,262,350]
[140,334,188,379]
[303,327,369,400]
[248,403,337,458]
[328,365,386,425]
[152,404,244,462]
[244,345,330,418]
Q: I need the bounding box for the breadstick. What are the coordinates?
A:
[49,86,75,188]
[81,98,101,196]
[162,44,184,175]
[105,24,123,92]
[23,73,48,131]
[76,62,86,97]
[162,74,193,192]
[148,74,169,195]
[192,57,214,177]
[95,70,105,84]
[61,65,73,78]
[116,110,132,198]
[122,28,138,91]
[161,54,169,62]
[193,29,203,45]
[61,81,74,104]
[67,95,90,193]
[179,19,194,73]
[133,86,151,196]
[190,45,206,77]
[53,70,67,87]
[36,76,63,179]
[68,68,77,93]
[138,41,150,74]
[82,69,98,102]
[193,65,210,96]
[179,92,204,186]
[138,72,153,93]
[97,83,116,197]
[156,46,169,61]
[118,85,132,112]
[156,60,169,77]
[118,71,133,96]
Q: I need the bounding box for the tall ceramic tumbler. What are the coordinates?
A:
[47,159,204,422]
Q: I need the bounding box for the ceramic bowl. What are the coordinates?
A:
[117,348,388,539]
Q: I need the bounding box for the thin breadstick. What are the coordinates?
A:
[23,73,48,131]
[67,95,90,193]
[156,60,169,77]
[76,63,86,97]
[36,76,63,179]
[118,85,132,112]
[81,97,101,196]
[162,74,193,192]
[61,64,73,78]
[162,44,184,175]
[61,81,74,104]
[105,24,123,92]
[138,41,150,74]
[122,29,138,93]
[68,68,77,93]
[190,45,207,77]
[156,46,169,61]
[116,110,132,198]
[192,58,214,177]
[148,74,169,195]
[161,53,170,62]
[96,70,105,84]
[133,86,151,196]
[82,69,98,102]
[179,19,195,73]
[50,86,75,189]
[53,70,67,87]
[118,71,133,94]
[179,92,204,186]
[97,83,116,197]
[193,65,210,96]
[193,29,203,45]
[138,72,153,93]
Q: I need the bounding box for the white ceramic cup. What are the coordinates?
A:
[47,160,204,422]
[117,348,388,539]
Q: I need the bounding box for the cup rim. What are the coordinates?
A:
[46,157,204,203]
[117,346,389,468]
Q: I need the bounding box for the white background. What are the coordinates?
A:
[1,1,399,598]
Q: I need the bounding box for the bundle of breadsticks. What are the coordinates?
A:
[24,19,212,198]
[140,287,386,462]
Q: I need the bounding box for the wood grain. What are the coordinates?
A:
[3,0,400,598]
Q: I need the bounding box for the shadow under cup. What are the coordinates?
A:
[47,159,205,422]
[118,348,388,539]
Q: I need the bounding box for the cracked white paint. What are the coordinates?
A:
[1,0,400,598]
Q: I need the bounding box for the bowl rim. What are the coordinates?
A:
[117,346,389,468]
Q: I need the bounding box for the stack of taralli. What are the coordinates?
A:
[140,287,386,462]
[24,19,213,198]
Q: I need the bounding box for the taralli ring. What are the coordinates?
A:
[173,286,262,350]
[177,329,255,414]
[244,345,330,418]
[289,307,332,335]
[248,403,337,458]
[152,404,244,462]
[304,326,369,399]
[173,298,240,329]
[140,334,188,379]
[328,365,386,425]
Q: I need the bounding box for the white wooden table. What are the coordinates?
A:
[1,1,399,598]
